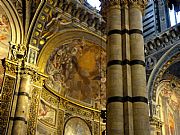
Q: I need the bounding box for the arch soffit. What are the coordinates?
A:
[0,0,23,44]
[37,29,106,73]
[147,43,180,103]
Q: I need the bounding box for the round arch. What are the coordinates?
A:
[37,29,106,73]
[147,43,180,103]
[0,0,23,44]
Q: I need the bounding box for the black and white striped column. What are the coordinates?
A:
[101,0,150,135]
[129,1,150,135]
[102,1,124,134]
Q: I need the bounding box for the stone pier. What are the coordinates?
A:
[101,0,150,134]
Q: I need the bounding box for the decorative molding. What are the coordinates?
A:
[30,0,105,49]
[0,76,16,134]
[145,24,180,57]
[27,87,41,135]
[57,110,64,135]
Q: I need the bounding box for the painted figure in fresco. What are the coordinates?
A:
[38,100,56,125]
[42,11,71,40]
[46,39,106,109]
[0,14,10,41]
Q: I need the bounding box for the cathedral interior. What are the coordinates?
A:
[0,0,180,135]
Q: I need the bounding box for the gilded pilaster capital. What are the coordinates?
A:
[20,62,47,86]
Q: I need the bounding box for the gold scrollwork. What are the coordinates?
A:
[4,60,17,76]
[27,87,41,135]
[41,88,59,107]
[0,76,16,135]
[57,110,64,135]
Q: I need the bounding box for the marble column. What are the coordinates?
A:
[101,0,150,135]
[129,1,150,135]
[12,72,31,135]
[102,0,124,134]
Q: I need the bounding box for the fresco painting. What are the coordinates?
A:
[0,6,11,91]
[46,39,106,109]
[36,122,56,135]
[64,117,91,135]
[0,5,11,59]
[38,100,56,125]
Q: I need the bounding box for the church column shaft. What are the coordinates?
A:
[129,4,150,135]
[105,3,124,135]
[12,73,31,135]
[121,3,134,134]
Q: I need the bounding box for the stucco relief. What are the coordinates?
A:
[46,39,106,109]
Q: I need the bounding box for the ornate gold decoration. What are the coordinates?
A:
[64,101,93,118]
[4,60,17,76]
[0,76,16,135]
[27,87,41,135]
[9,42,27,60]
[57,110,64,135]
[150,117,162,131]
[94,121,100,135]
[41,88,59,107]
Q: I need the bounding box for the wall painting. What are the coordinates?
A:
[46,39,106,109]
[64,117,91,135]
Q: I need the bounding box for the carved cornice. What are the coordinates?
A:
[129,0,148,10]
[145,23,180,57]
[101,0,148,10]
[30,0,106,48]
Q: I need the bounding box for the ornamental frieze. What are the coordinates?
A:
[27,87,41,135]
[0,76,16,135]
[41,88,59,107]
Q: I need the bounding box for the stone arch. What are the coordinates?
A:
[37,29,106,73]
[147,43,180,103]
[0,0,23,45]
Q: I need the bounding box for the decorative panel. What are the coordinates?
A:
[0,75,15,134]
[28,87,41,135]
